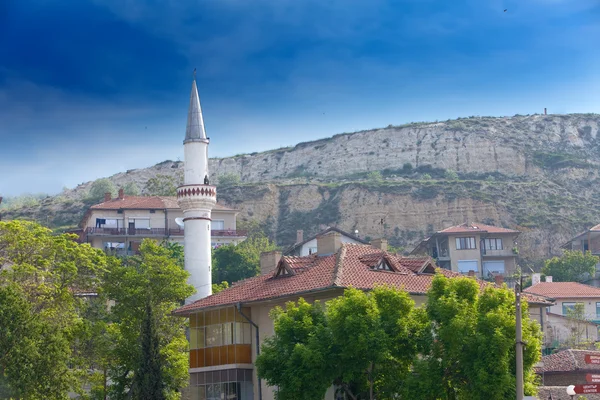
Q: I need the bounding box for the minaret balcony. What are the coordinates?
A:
[177,184,217,210]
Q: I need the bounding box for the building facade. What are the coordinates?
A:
[175,232,552,400]
[410,222,520,279]
[80,191,245,256]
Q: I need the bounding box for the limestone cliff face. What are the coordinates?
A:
[5,113,600,268]
[209,114,600,182]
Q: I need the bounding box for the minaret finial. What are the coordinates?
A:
[193,68,196,80]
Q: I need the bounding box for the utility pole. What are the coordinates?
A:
[516,281,524,400]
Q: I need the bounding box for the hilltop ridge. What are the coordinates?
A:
[4,113,600,269]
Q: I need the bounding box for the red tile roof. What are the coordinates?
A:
[89,196,236,211]
[536,349,600,373]
[525,282,600,298]
[438,222,519,234]
[174,244,552,315]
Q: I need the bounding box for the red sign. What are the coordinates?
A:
[586,374,600,383]
[585,355,600,364]
[573,384,600,394]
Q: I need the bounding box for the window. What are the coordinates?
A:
[483,261,504,276]
[457,260,478,274]
[483,261,505,276]
[597,302,600,319]
[308,247,318,255]
[456,237,476,250]
[484,238,503,250]
[212,220,225,230]
[562,302,583,316]
[130,218,150,229]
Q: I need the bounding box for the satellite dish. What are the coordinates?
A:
[175,218,185,228]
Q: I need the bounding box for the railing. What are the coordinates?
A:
[86,227,247,237]
[481,249,515,257]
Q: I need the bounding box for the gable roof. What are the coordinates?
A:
[536,349,600,373]
[174,243,552,315]
[438,222,520,234]
[525,281,600,298]
[283,226,369,255]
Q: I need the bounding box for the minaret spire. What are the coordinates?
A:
[177,74,216,304]
[184,70,207,143]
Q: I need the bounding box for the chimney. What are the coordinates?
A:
[467,270,476,277]
[544,107,547,115]
[371,238,388,251]
[118,188,124,200]
[104,192,112,202]
[260,251,282,275]
[296,230,304,244]
[546,276,553,283]
[532,273,541,286]
[494,274,504,286]
[317,231,342,256]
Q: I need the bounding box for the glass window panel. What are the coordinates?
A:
[243,323,252,344]
[206,325,223,347]
[221,369,228,383]
[597,302,600,318]
[235,322,242,344]
[198,386,206,400]
[133,218,150,229]
[197,311,205,327]
[197,372,205,385]
[213,220,225,230]
[223,323,233,345]
[190,328,198,350]
[198,327,205,349]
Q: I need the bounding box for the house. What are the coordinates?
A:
[80,189,246,255]
[410,222,520,278]
[173,231,553,400]
[561,225,600,287]
[525,281,600,349]
[536,349,600,400]
[562,223,600,256]
[284,227,369,256]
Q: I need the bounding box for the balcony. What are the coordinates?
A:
[85,227,247,237]
[481,248,515,257]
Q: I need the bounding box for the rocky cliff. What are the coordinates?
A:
[5,113,600,269]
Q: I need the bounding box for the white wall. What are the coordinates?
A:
[298,235,363,256]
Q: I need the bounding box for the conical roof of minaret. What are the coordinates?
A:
[184,77,207,143]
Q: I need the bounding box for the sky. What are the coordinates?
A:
[0,0,599,196]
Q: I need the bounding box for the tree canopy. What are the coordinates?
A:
[0,220,107,399]
[144,174,181,196]
[256,287,429,400]
[0,221,193,400]
[542,250,599,282]
[256,275,543,400]
[212,235,277,284]
[88,178,117,202]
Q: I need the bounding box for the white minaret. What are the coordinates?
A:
[177,75,216,303]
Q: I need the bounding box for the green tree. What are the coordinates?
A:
[218,173,241,186]
[256,287,428,400]
[366,170,383,183]
[0,220,107,399]
[212,281,230,294]
[444,169,458,180]
[123,181,141,195]
[88,178,117,202]
[212,236,277,284]
[144,174,181,196]
[542,250,599,282]
[101,240,194,400]
[402,274,542,399]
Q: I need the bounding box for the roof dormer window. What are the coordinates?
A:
[373,260,392,271]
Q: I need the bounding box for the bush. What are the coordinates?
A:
[218,173,241,187]
[422,173,432,181]
[366,171,383,182]
[444,169,459,180]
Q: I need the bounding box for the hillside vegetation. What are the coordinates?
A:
[4,113,600,268]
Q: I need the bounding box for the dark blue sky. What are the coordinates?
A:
[1,0,598,196]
